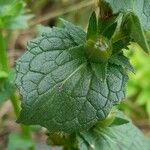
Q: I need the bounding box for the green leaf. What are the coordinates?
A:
[145,138,150,150]
[5,15,33,29]
[0,0,32,29]
[102,22,117,39]
[36,25,52,36]
[78,114,148,150]
[87,11,97,40]
[16,20,128,133]
[105,0,150,30]
[0,0,24,17]
[112,36,130,54]
[60,18,86,45]
[7,133,34,150]
[0,70,8,79]
[110,117,129,126]
[109,53,135,73]
[121,12,150,54]
[98,16,118,39]
[91,62,108,81]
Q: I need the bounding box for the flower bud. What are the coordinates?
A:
[85,36,112,63]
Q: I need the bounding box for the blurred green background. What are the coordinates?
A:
[0,0,150,149]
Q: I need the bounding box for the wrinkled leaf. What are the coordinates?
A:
[121,12,150,54]
[36,25,52,36]
[109,53,135,73]
[105,0,150,30]
[60,19,86,45]
[91,62,108,81]
[16,20,128,133]
[78,114,149,150]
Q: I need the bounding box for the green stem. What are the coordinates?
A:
[10,92,35,150]
[0,30,9,72]
[10,94,20,115]
[0,30,34,150]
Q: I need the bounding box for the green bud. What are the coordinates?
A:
[84,36,112,63]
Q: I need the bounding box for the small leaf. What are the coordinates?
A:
[98,15,117,39]
[121,12,150,54]
[109,53,135,73]
[112,36,130,54]
[110,117,129,126]
[102,22,117,39]
[87,11,97,40]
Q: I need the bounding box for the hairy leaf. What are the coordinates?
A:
[121,12,150,54]
[78,114,149,150]
[87,11,97,40]
[109,53,135,73]
[105,0,150,30]
[16,20,128,133]
[98,16,117,39]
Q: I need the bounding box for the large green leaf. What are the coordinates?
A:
[16,20,128,133]
[105,0,150,30]
[78,114,149,150]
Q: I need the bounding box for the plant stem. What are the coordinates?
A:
[10,94,20,115]
[0,30,9,72]
[10,94,35,150]
[0,30,34,150]
[10,94,32,138]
